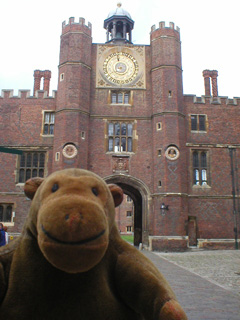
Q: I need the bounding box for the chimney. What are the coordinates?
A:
[202,70,211,96]
[33,70,42,96]
[202,69,218,97]
[43,70,51,96]
[211,70,218,97]
[33,70,51,96]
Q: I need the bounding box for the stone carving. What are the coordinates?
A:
[112,157,129,173]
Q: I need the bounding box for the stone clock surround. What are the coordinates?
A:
[96,45,146,89]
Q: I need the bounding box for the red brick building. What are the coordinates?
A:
[0,4,239,250]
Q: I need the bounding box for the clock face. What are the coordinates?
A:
[103,52,139,85]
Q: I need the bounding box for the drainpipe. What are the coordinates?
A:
[229,147,238,249]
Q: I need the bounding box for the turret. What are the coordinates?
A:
[52,17,92,171]
[150,22,188,238]
[150,21,183,114]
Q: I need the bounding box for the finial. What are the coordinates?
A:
[117,2,122,7]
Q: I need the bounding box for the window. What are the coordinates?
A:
[55,152,60,162]
[126,211,132,217]
[126,196,132,202]
[108,122,133,152]
[191,115,206,131]
[43,112,55,135]
[192,151,208,186]
[156,122,162,131]
[81,131,86,140]
[18,152,45,183]
[126,226,132,232]
[0,204,13,223]
[111,91,130,104]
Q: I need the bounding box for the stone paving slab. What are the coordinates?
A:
[155,250,240,296]
[142,250,240,320]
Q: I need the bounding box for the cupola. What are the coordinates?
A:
[104,3,134,44]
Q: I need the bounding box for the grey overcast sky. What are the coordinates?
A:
[0,0,239,98]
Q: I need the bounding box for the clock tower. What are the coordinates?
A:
[52,3,188,248]
[96,4,145,90]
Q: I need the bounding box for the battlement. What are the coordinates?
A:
[184,94,240,106]
[151,21,180,34]
[0,89,57,99]
[62,17,92,36]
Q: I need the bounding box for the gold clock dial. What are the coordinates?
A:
[103,52,139,84]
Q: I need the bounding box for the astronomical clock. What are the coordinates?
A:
[96,45,146,89]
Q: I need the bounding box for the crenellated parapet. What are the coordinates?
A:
[0,89,57,99]
[62,17,92,36]
[150,21,180,41]
[184,94,240,106]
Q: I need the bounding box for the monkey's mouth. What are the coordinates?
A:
[41,225,105,246]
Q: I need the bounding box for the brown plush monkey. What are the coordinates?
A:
[0,169,187,320]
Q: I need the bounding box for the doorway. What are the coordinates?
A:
[104,174,150,247]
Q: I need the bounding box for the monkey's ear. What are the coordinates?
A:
[108,184,124,207]
[24,177,44,200]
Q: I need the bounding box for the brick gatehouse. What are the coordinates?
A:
[0,4,239,251]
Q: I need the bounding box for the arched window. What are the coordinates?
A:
[0,206,3,221]
[107,122,134,153]
[43,111,55,135]
[18,152,46,183]
[6,206,12,222]
[190,114,206,131]
[192,150,208,186]
[111,91,130,104]
[0,204,13,222]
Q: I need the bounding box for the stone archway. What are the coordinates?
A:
[104,174,151,247]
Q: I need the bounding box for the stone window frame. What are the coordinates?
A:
[108,90,133,105]
[105,120,137,154]
[157,148,162,157]
[0,203,15,225]
[42,110,55,136]
[156,122,162,131]
[191,149,210,187]
[126,195,132,202]
[126,211,132,217]
[16,151,46,184]
[190,114,208,132]
[126,226,132,232]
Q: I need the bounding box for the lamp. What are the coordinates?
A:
[160,203,169,216]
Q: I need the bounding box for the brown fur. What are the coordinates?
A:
[0,168,187,319]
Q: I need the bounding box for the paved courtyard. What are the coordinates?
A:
[155,250,240,296]
[143,250,240,320]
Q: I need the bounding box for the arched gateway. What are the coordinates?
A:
[104,174,151,247]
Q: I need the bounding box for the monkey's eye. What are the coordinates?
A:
[52,183,59,193]
[92,187,99,196]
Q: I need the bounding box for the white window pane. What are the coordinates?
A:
[45,113,50,123]
[194,169,199,185]
[118,93,123,103]
[50,113,55,123]
[202,169,207,184]
[108,123,114,136]
[127,124,133,136]
[108,138,113,151]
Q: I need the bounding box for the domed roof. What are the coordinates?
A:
[107,3,132,19]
